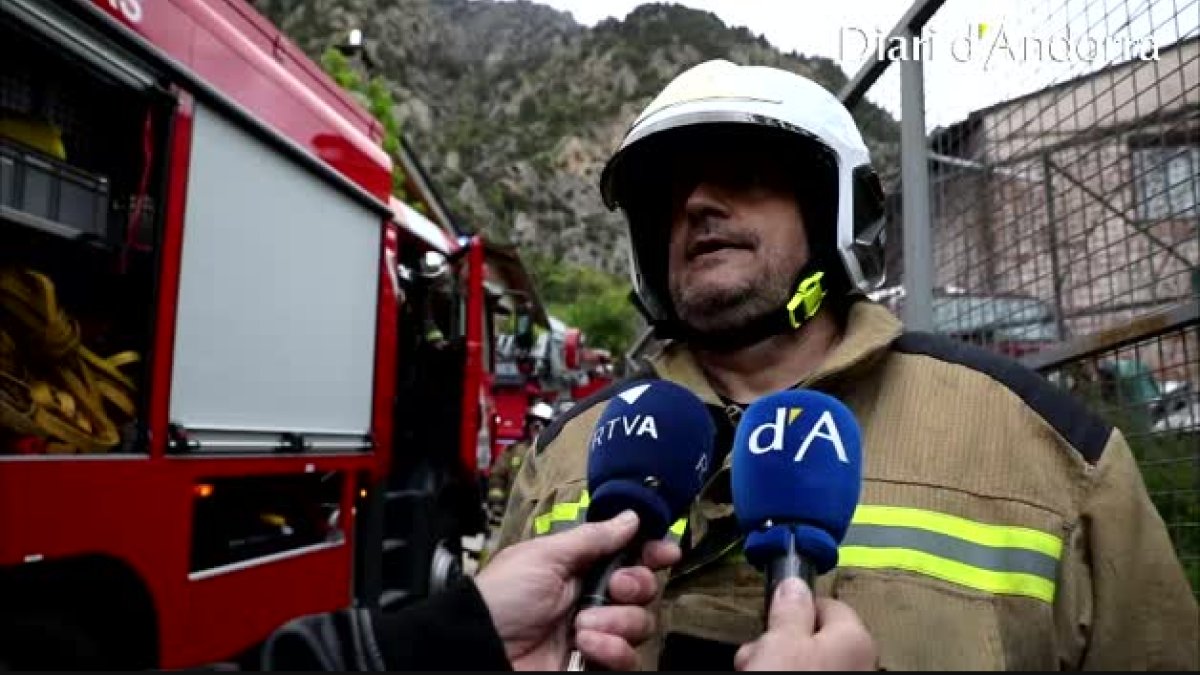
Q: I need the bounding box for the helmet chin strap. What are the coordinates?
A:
[652,261,829,352]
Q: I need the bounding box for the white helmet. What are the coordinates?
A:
[600,60,886,337]
[418,250,449,281]
[526,402,555,425]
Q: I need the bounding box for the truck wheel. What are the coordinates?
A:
[0,616,103,669]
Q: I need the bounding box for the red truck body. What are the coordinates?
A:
[0,0,487,667]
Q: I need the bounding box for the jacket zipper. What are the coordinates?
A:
[668,404,745,586]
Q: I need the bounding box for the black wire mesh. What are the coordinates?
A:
[861,0,1199,595]
[1041,316,1200,594]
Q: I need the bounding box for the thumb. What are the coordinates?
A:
[768,578,816,635]
[543,510,640,572]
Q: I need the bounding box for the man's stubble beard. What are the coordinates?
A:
[669,257,795,334]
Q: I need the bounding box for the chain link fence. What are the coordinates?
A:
[842,0,1199,593]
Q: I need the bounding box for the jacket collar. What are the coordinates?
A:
[652,300,904,403]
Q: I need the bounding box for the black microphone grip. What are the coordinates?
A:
[763,531,817,618]
[579,546,639,610]
[565,545,641,671]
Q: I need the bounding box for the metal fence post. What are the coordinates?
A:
[900,31,934,331]
[978,167,997,293]
[1041,153,1069,341]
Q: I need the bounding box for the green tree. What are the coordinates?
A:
[528,254,640,356]
[553,286,639,358]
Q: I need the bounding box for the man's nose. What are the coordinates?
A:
[683,182,732,226]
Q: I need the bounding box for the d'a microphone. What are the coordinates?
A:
[566,379,716,671]
[731,389,863,616]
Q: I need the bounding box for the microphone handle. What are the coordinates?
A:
[764,532,817,617]
[565,546,641,671]
[580,547,637,610]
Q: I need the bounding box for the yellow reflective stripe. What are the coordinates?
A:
[839,545,1056,602]
[533,490,688,539]
[852,505,1063,559]
[534,491,591,535]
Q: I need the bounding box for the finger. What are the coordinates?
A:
[768,578,816,634]
[576,605,655,644]
[641,540,683,570]
[734,641,759,671]
[814,599,878,668]
[541,510,640,572]
[607,566,658,605]
[575,630,640,671]
[813,597,864,633]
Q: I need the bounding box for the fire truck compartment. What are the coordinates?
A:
[167,103,381,451]
[0,4,164,249]
[190,471,345,576]
[0,5,168,456]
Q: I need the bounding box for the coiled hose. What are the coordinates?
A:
[0,268,139,453]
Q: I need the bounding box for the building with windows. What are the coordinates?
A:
[916,35,1197,342]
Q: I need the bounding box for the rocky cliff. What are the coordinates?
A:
[251,0,900,275]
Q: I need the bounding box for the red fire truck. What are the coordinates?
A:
[488,302,614,461]
[0,0,489,667]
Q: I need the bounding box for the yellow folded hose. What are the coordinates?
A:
[0,268,139,453]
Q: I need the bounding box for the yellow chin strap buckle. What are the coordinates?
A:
[785,271,826,329]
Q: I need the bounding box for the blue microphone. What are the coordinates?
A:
[585,379,716,537]
[731,389,863,615]
[566,379,716,671]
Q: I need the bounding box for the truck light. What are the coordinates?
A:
[194,483,215,498]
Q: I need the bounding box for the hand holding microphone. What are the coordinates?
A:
[476,510,681,671]
[731,389,876,671]
[734,577,876,671]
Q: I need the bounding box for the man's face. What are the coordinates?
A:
[665,149,810,334]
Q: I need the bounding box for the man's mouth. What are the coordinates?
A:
[686,236,753,261]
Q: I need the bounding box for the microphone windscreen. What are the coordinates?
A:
[731,389,863,573]
[586,380,716,539]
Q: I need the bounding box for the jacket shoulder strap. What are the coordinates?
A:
[892,331,1112,464]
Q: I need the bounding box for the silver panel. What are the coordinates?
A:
[170,105,381,439]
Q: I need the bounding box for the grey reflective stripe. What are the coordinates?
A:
[842,524,1060,580]
[545,520,583,535]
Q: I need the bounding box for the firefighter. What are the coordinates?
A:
[417,250,450,350]
[494,60,1198,670]
[488,401,554,523]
